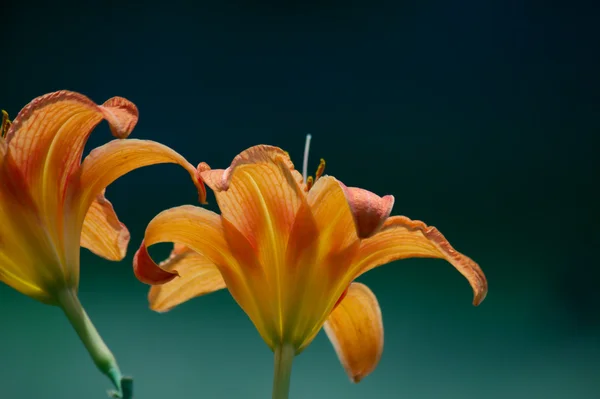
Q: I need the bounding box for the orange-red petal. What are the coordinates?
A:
[5,91,139,224]
[324,282,384,383]
[354,216,488,306]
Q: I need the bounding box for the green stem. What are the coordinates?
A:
[272,343,295,399]
[57,289,129,398]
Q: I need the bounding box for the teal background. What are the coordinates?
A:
[1,1,598,398]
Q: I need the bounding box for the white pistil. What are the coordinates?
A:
[302,133,312,184]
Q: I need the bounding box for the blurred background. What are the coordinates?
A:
[1,0,598,398]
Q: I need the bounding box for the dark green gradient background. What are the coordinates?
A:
[1,1,598,398]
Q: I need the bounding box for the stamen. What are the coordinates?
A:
[302,133,312,183]
[1,110,11,137]
[315,158,326,181]
[306,176,314,191]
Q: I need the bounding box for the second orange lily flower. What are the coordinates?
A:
[134,139,488,398]
[0,91,206,397]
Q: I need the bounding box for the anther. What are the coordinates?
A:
[315,158,326,181]
[306,176,314,191]
[1,110,11,137]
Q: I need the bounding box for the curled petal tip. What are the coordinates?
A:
[133,241,179,285]
[197,162,211,173]
[470,275,488,306]
[362,216,488,307]
[197,178,208,205]
[472,286,488,306]
[421,227,488,306]
[195,163,210,204]
[100,97,139,139]
[199,145,300,193]
[340,183,395,239]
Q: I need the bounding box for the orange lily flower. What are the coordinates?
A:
[0,91,205,397]
[134,140,487,398]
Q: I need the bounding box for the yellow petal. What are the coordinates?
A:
[0,148,65,301]
[274,199,320,347]
[354,216,488,306]
[0,255,49,302]
[324,282,383,383]
[80,190,130,261]
[132,205,268,343]
[0,215,49,302]
[72,139,206,222]
[200,145,306,339]
[148,244,226,312]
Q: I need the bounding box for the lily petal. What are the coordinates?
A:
[0,180,50,301]
[339,183,395,239]
[307,176,359,257]
[0,251,48,302]
[133,205,266,339]
[200,145,306,338]
[354,216,488,306]
[201,145,304,192]
[5,91,139,225]
[80,190,130,261]
[0,148,65,298]
[287,176,363,351]
[133,205,229,285]
[200,145,304,248]
[73,139,206,220]
[324,282,383,383]
[148,244,226,312]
